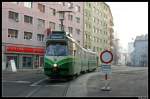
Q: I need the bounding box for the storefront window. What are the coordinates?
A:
[6,55,19,69]
[22,56,33,69]
[34,55,39,68]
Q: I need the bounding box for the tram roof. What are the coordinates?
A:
[66,36,97,54]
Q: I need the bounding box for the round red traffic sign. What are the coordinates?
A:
[100,50,113,64]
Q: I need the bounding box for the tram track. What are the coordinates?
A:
[25,78,73,97]
[62,80,72,96]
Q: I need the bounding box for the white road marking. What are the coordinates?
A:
[30,78,48,86]
[2,80,31,84]
[26,86,41,97]
[45,84,66,87]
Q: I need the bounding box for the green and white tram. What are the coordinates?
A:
[44,31,99,80]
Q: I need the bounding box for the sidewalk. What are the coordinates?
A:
[2,68,44,81]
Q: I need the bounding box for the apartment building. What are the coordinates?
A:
[83,2,114,53]
[2,2,83,70]
[131,34,148,66]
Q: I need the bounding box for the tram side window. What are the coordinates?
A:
[68,41,74,55]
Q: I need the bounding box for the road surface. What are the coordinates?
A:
[2,65,148,97]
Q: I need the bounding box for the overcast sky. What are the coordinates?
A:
[105,2,148,50]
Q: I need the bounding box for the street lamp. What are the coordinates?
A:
[57,10,73,31]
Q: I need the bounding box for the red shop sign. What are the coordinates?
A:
[6,46,44,54]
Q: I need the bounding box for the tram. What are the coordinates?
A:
[44,31,99,80]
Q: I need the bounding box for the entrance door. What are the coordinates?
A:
[34,55,39,69]
[6,55,19,69]
[39,56,44,67]
[22,56,33,69]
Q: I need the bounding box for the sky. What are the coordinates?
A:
[105,2,148,50]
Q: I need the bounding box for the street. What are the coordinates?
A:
[2,66,148,97]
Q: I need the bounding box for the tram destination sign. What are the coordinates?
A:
[50,35,64,39]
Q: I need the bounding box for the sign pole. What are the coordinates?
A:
[100,50,113,91]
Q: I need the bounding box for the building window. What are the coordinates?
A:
[68,27,73,34]
[49,22,55,30]
[97,47,99,51]
[76,29,80,35]
[37,34,44,41]
[63,2,65,6]
[75,5,80,12]
[24,32,32,40]
[67,2,73,9]
[59,24,62,30]
[8,11,19,22]
[24,15,33,24]
[76,17,80,23]
[89,3,91,8]
[24,2,32,8]
[50,8,56,16]
[77,40,80,44]
[68,14,73,21]
[8,29,18,39]
[37,18,45,28]
[38,3,45,13]
[59,12,65,19]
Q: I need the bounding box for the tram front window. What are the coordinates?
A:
[46,44,68,56]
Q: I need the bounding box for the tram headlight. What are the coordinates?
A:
[53,64,57,67]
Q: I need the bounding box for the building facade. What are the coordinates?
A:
[83,2,114,54]
[2,2,83,70]
[127,42,134,65]
[131,34,148,66]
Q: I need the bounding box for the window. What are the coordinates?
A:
[93,47,95,51]
[50,8,56,16]
[97,47,99,51]
[59,24,62,30]
[37,34,44,41]
[67,2,73,9]
[76,29,80,35]
[76,17,80,23]
[68,27,73,34]
[24,2,32,8]
[8,11,19,22]
[63,2,65,6]
[77,40,80,44]
[59,12,65,19]
[8,29,18,39]
[24,32,32,40]
[49,22,55,30]
[75,5,80,12]
[89,3,91,7]
[24,15,33,24]
[68,14,73,21]
[37,19,45,28]
[38,3,45,13]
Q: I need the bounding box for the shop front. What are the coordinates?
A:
[5,45,45,70]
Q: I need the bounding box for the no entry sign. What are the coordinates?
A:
[100,50,113,64]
